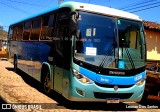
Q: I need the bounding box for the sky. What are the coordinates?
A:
[0,0,160,31]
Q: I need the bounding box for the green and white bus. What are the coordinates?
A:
[8,1,146,103]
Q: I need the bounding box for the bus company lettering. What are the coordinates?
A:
[109,71,125,75]
[100,77,109,82]
[134,75,142,81]
[42,36,60,40]
[41,36,72,41]
[96,77,112,83]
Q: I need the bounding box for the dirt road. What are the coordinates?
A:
[0,60,159,112]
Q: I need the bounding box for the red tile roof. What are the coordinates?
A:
[143,21,160,31]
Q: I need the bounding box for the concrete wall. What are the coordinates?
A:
[145,29,160,60]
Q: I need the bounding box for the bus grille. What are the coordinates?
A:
[95,82,134,88]
[94,92,133,99]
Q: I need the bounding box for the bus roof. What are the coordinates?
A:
[60,1,142,21]
[10,5,59,26]
[10,1,142,26]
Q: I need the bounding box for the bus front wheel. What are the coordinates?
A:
[42,68,51,94]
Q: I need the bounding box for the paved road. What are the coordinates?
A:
[0,60,159,112]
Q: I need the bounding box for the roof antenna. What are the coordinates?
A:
[58,0,63,4]
[109,0,111,8]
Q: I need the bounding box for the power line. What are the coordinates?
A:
[0,1,32,15]
[14,0,54,22]
[119,0,157,10]
[124,1,160,11]
[117,0,160,13]
[4,0,49,7]
[130,4,160,13]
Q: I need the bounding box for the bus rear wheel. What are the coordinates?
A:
[42,68,51,94]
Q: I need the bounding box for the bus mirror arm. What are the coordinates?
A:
[69,20,78,36]
[75,30,80,39]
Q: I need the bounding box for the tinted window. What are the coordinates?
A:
[43,16,49,26]
[23,21,31,40]
[41,14,54,40]
[24,21,31,29]
[31,18,41,40]
[32,18,41,29]
[17,24,23,40]
[12,26,17,40]
[42,15,54,27]
[48,15,54,27]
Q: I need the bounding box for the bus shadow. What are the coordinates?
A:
[6,67,43,93]
[5,67,14,71]
[6,67,137,111]
[48,90,137,111]
[140,98,160,107]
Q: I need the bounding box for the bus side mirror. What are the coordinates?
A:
[69,11,79,22]
[69,12,79,36]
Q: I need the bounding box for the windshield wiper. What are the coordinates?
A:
[120,36,135,69]
[125,48,135,69]
[99,43,113,68]
[99,29,116,69]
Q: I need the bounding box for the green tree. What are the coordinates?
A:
[0,25,3,31]
[0,25,7,39]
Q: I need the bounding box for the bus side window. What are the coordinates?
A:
[31,18,41,40]
[41,14,55,40]
[17,23,23,41]
[12,26,17,40]
[23,21,31,40]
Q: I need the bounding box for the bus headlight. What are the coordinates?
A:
[72,69,94,84]
[136,78,145,86]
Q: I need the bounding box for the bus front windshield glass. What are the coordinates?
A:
[117,19,146,69]
[74,11,146,70]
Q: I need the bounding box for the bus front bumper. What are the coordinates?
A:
[68,80,145,102]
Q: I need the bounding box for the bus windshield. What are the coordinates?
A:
[74,11,146,70]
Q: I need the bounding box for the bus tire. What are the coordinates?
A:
[14,55,17,73]
[42,67,51,94]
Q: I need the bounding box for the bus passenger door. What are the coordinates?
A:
[54,37,63,93]
[54,10,70,94]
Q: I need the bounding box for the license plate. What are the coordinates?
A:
[107,99,120,103]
